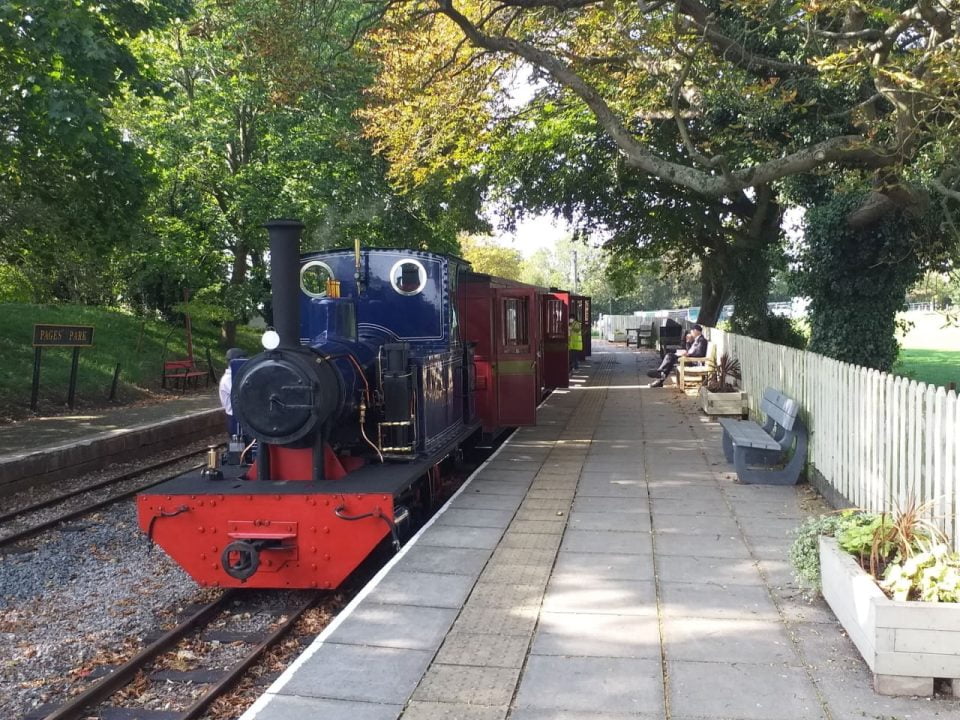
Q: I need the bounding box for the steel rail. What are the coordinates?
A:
[0,449,209,524]
[0,463,203,549]
[41,591,236,720]
[177,593,320,720]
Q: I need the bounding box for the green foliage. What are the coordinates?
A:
[789,511,876,589]
[882,545,960,602]
[459,236,525,281]
[793,498,960,602]
[764,315,808,350]
[702,353,741,393]
[0,0,187,304]
[796,191,937,371]
[836,515,895,571]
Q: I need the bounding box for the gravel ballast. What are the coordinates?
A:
[0,491,206,718]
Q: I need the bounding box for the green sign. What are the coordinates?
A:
[32,324,95,347]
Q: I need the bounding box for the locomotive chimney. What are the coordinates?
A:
[263,219,305,349]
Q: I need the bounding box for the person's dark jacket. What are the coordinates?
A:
[687,334,708,358]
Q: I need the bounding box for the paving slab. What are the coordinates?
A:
[531,612,661,659]
[515,656,663,714]
[280,644,432,704]
[566,510,650,532]
[542,578,658,615]
[655,555,763,586]
[434,508,515,529]
[551,551,654,582]
[418,525,505,550]
[560,528,653,555]
[412,665,520,706]
[363,571,476,609]
[328,604,457,651]
[658,581,780,620]
[449,492,524,511]
[571,495,649,515]
[662,616,799,665]
[251,695,401,720]
[667,660,825,720]
[402,702,507,720]
[434,631,530,668]
[654,533,750,559]
[393,545,492,576]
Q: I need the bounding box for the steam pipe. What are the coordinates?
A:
[263,219,305,349]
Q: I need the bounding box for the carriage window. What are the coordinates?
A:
[390,259,427,296]
[503,298,528,346]
[300,261,335,298]
[547,299,564,336]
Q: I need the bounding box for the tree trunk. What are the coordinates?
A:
[697,262,727,327]
[221,320,237,347]
[729,185,781,340]
[696,234,730,326]
[221,242,248,348]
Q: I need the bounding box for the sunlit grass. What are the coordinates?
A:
[894,349,960,389]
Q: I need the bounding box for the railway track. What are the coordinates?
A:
[0,450,210,549]
[36,590,322,720]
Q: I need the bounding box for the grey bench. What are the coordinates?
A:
[718,388,808,485]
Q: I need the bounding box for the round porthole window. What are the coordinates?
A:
[390,259,427,296]
[300,261,334,298]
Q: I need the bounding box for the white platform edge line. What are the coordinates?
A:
[237,404,549,720]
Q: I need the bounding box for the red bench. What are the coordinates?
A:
[162,358,210,391]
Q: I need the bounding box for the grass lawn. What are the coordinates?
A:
[894,349,960,389]
[0,304,262,421]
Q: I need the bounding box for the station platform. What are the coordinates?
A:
[0,392,222,492]
[241,343,957,720]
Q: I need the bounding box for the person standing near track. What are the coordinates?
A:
[219,347,246,435]
[569,317,583,370]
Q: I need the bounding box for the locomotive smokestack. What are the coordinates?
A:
[263,219,305,349]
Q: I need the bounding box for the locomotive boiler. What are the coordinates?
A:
[137,219,586,589]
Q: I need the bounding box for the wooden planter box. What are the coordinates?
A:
[697,386,744,416]
[819,536,960,696]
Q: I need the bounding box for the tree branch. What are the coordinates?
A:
[673,0,816,76]
[437,0,895,197]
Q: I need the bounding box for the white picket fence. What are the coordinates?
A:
[708,328,960,551]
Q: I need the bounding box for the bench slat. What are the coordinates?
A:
[717,418,782,450]
[760,387,799,431]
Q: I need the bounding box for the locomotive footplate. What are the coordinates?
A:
[137,424,480,589]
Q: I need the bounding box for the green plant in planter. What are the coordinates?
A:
[881,544,960,602]
[701,353,741,392]
[790,510,876,589]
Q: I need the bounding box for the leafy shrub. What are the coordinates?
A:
[790,511,876,589]
[793,498,960,602]
[764,315,808,350]
[881,545,960,602]
[702,352,741,392]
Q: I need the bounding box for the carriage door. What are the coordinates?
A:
[494,288,537,426]
[542,293,569,389]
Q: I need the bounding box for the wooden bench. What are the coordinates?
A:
[636,324,653,348]
[677,341,715,390]
[718,387,808,485]
[162,358,210,391]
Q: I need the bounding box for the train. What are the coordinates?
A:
[136,220,591,589]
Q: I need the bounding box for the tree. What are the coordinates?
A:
[459,235,525,280]
[363,0,960,347]
[0,0,187,302]
[120,0,485,341]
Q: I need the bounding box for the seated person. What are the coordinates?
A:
[647,324,707,387]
